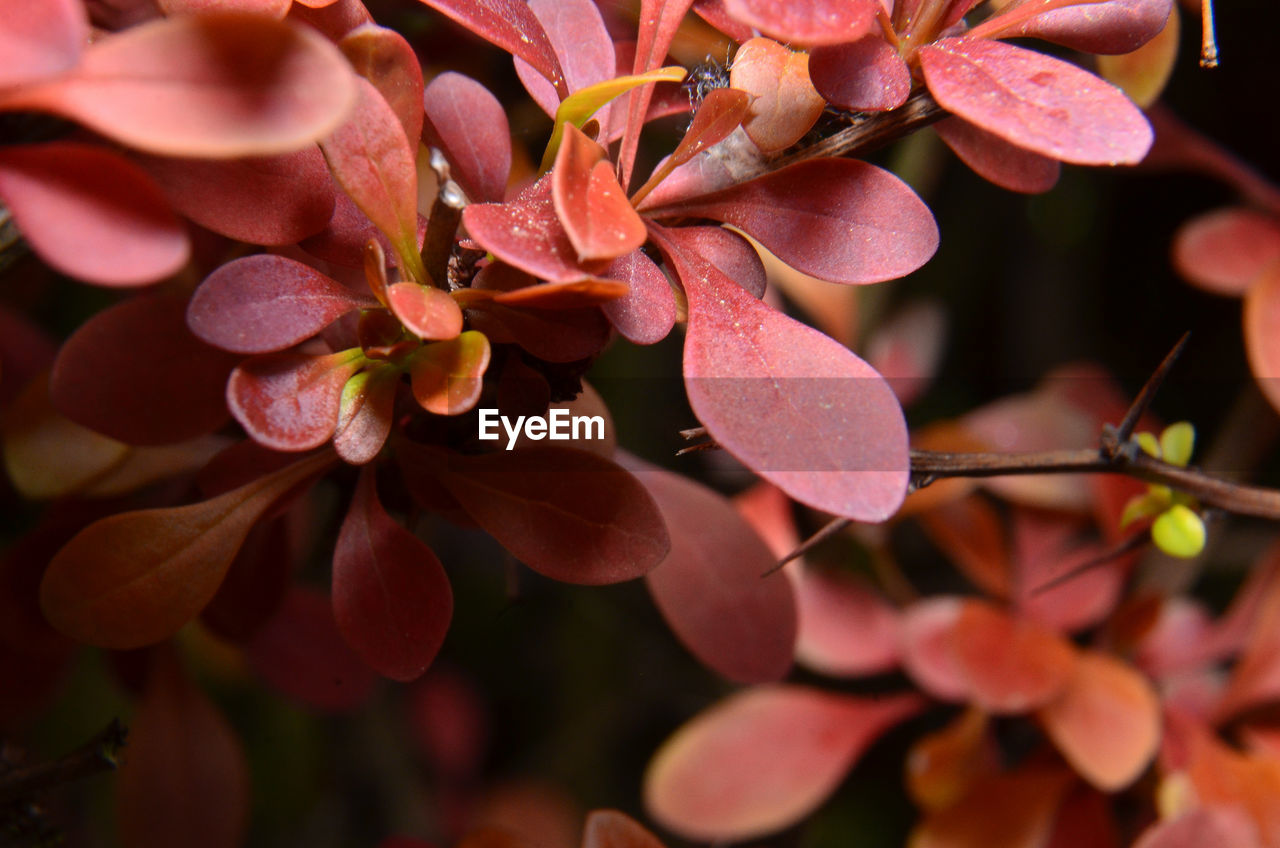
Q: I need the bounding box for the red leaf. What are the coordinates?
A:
[918,38,1152,166]
[491,280,628,309]
[1038,650,1159,791]
[341,24,425,144]
[810,37,911,112]
[655,87,751,177]
[116,651,250,848]
[1245,265,1280,416]
[389,282,464,340]
[934,116,1061,194]
[333,365,399,465]
[990,0,1173,55]
[201,515,297,641]
[864,298,947,406]
[673,225,767,298]
[321,78,423,277]
[463,176,600,283]
[422,72,511,204]
[436,446,670,585]
[618,0,696,188]
[721,0,879,45]
[334,467,453,680]
[417,0,566,97]
[1132,808,1262,848]
[469,300,612,363]
[729,37,826,153]
[602,249,677,344]
[408,331,491,415]
[912,768,1075,848]
[692,0,756,41]
[653,224,910,522]
[644,685,923,841]
[793,567,901,676]
[0,14,358,157]
[633,464,796,683]
[228,350,365,450]
[39,452,332,648]
[0,0,87,87]
[134,147,335,246]
[188,255,375,355]
[247,584,378,711]
[513,0,616,118]
[918,495,1012,599]
[1174,207,1280,296]
[899,597,971,701]
[645,159,938,285]
[906,707,998,811]
[951,600,1078,713]
[553,124,647,263]
[50,295,238,445]
[0,143,188,286]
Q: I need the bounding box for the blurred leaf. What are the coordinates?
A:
[1175,207,1280,296]
[934,117,1061,194]
[0,0,88,87]
[341,24,424,144]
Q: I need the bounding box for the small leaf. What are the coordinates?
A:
[0,143,188,286]
[1039,650,1160,791]
[491,280,628,309]
[934,117,1061,194]
[513,0,616,119]
[899,597,971,701]
[1120,492,1165,528]
[1152,504,1206,558]
[950,600,1078,713]
[0,0,88,87]
[417,0,566,98]
[341,24,424,144]
[388,282,464,340]
[730,37,826,153]
[0,13,358,157]
[436,446,670,585]
[918,38,1152,166]
[1246,264,1280,415]
[906,707,997,811]
[653,224,910,522]
[553,124,647,263]
[188,255,375,354]
[39,452,332,649]
[1160,422,1195,467]
[810,36,911,112]
[602,249,677,344]
[408,331,491,415]
[721,0,880,45]
[617,0,697,187]
[644,685,923,841]
[227,350,365,450]
[644,159,938,285]
[631,88,752,206]
[422,72,512,204]
[990,0,1174,55]
[671,225,768,298]
[463,176,599,283]
[334,467,453,680]
[333,366,399,465]
[1174,207,1280,296]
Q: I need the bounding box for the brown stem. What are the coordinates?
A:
[0,719,126,803]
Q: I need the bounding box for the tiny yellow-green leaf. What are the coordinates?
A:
[1135,432,1160,458]
[1120,492,1166,528]
[1152,504,1206,559]
[1160,422,1195,468]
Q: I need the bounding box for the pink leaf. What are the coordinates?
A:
[553,124,647,263]
[341,24,425,144]
[1132,808,1262,848]
[918,38,1152,166]
[227,350,365,451]
[463,176,600,282]
[489,280,628,310]
[436,446,670,585]
[514,0,616,117]
[645,159,938,285]
[1245,265,1280,416]
[159,0,291,14]
[422,72,511,204]
[992,0,1174,55]
[388,282,464,340]
[602,249,677,344]
[0,0,88,87]
[865,298,947,406]
[417,0,566,97]
[934,116,1061,194]
[721,0,880,45]
[50,295,238,446]
[1174,207,1280,297]
[408,332,490,415]
[332,365,398,465]
[793,567,901,676]
[188,255,375,354]
[134,147,335,246]
[653,224,910,522]
[950,600,1078,713]
[633,464,796,683]
[672,225,767,298]
[0,143,188,287]
[618,0,696,188]
[644,685,923,841]
[899,597,971,701]
[809,37,911,112]
[334,467,453,681]
[1,13,358,158]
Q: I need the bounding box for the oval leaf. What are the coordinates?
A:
[389,282,464,340]
[1174,207,1280,297]
[934,116,1061,194]
[553,124,647,263]
[513,0,616,118]
[418,0,566,97]
[1245,264,1280,415]
[341,24,424,144]
[334,467,453,680]
[0,0,88,87]
[810,37,911,112]
[602,249,677,344]
[408,331,491,415]
[645,685,923,841]
[422,72,512,204]
[994,0,1173,54]
[729,37,826,153]
[228,350,365,450]
[463,176,598,283]
[950,600,1078,713]
[720,0,879,45]
[333,366,398,465]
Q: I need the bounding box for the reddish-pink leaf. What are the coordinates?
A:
[468,300,612,363]
[134,148,334,246]
[810,37,911,112]
[730,37,826,153]
[991,0,1173,55]
[299,189,425,269]
[333,365,398,464]
[287,0,374,40]
[671,87,752,169]
[422,72,511,204]
[618,0,696,188]
[334,467,453,681]
[1012,509,1123,632]
[188,255,375,355]
[951,600,1078,713]
[722,0,879,44]
[602,249,677,344]
[341,24,424,144]
[692,0,756,41]
[1174,207,1280,296]
[554,124,647,263]
[463,176,600,283]
[247,584,378,711]
[1132,808,1262,848]
[388,282,464,340]
[436,446,670,585]
[1246,265,1280,416]
[899,597,971,701]
[39,452,332,648]
[0,0,88,87]
[514,0,616,118]
[0,14,358,158]
[320,78,423,277]
[653,224,909,522]
[201,515,297,641]
[934,116,1061,194]
[645,159,938,285]
[0,143,188,287]
[1039,650,1159,791]
[490,280,628,309]
[793,567,901,676]
[417,0,565,97]
[906,707,998,812]
[116,651,250,848]
[918,38,1152,166]
[919,495,1012,598]
[159,0,291,14]
[645,685,923,841]
[632,464,796,683]
[228,350,365,450]
[50,295,237,445]
[408,331,490,415]
[865,298,947,406]
[676,225,768,298]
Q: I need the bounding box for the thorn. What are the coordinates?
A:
[1029,532,1147,596]
[762,516,852,577]
[1107,332,1190,458]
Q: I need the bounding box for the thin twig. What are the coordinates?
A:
[766,516,852,576]
[421,148,466,290]
[1103,333,1190,458]
[0,719,126,803]
[1030,532,1149,596]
